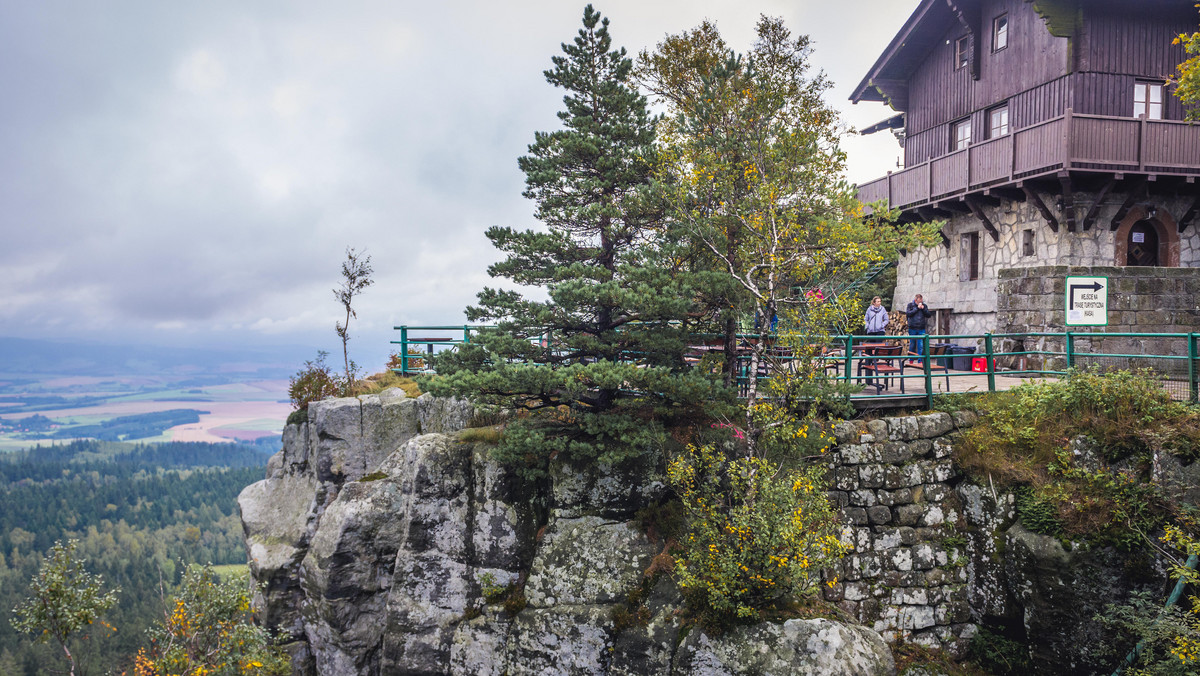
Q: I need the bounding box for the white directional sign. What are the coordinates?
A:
[1065,276,1108,326]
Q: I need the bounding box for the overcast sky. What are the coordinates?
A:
[0,0,914,369]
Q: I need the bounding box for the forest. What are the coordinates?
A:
[0,439,269,675]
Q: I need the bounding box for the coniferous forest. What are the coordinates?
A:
[0,440,269,675]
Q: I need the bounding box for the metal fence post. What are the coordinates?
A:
[985,333,996,393]
[1190,333,1198,405]
[923,336,934,409]
[1066,331,1075,370]
[464,325,471,344]
[400,326,409,374]
[844,334,854,384]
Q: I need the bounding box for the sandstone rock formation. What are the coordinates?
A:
[239,390,897,675]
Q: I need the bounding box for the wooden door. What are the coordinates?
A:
[1127,220,1159,266]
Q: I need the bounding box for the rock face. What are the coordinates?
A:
[239,392,897,675]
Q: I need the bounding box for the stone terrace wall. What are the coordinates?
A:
[996,265,1200,371]
[824,411,978,655]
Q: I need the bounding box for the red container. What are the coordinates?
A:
[971,357,987,372]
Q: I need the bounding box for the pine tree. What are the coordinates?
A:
[427,5,733,477]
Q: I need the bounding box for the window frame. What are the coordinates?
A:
[951,118,972,151]
[1021,229,1035,257]
[954,35,970,70]
[987,104,1010,139]
[992,14,1009,52]
[1133,81,1164,120]
[960,232,981,281]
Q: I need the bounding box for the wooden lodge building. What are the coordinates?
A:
[854,0,1200,337]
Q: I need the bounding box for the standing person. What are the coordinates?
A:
[864,297,889,336]
[906,294,933,361]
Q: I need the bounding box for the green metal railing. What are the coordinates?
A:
[393,325,1200,407]
[809,331,1200,408]
[391,325,490,375]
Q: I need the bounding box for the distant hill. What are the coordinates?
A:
[0,336,316,380]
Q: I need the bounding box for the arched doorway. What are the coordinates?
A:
[1114,204,1179,267]
[1126,219,1160,266]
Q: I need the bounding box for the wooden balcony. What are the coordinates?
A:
[857,111,1200,213]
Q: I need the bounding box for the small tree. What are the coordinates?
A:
[133,564,288,676]
[667,443,849,627]
[1171,10,1200,120]
[333,247,374,387]
[11,540,118,676]
[643,17,938,450]
[287,350,344,412]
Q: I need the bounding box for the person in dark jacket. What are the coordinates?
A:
[905,294,933,360]
[864,297,889,336]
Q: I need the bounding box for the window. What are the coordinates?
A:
[1133,81,1163,119]
[993,14,1008,51]
[952,118,972,151]
[955,36,970,70]
[960,232,981,281]
[1021,229,1034,257]
[987,104,1009,138]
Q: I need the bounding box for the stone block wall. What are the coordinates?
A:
[823,411,978,655]
[996,265,1200,371]
[891,190,1200,337]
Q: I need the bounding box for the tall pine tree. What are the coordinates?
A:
[427,5,732,476]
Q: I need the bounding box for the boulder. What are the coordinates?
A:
[525,516,657,608]
[673,619,896,675]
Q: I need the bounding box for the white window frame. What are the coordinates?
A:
[952,118,972,151]
[987,104,1009,139]
[1133,81,1164,119]
[955,36,970,70]
[993,14,1008,52]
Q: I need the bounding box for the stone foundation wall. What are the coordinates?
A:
[891,190,1200,336]
[996,265,1200,370]
[824,411,979,655]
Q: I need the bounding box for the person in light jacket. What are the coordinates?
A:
[905,293,933,360]
[864,297,889,336]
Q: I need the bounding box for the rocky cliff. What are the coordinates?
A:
[239,390,894,675]
[240,392,1172,675]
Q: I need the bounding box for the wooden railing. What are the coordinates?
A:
[858,111,1200,211]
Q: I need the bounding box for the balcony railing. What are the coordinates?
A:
[858,111,1200,212]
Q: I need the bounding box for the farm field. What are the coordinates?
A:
[0,375,292,451]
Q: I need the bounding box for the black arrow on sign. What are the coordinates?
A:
[1069,281,1103,310]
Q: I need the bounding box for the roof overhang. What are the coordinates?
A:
[852,0,1199,110]
[850,0,960,109]
[860,113,906,135]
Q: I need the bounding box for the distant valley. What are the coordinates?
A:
[0,336,314,451]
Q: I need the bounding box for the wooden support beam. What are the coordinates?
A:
[964,195,999,242]
[986,187,1026,202]
[935,200,971,213]
[1059,173,1077,232]
[1110,177,1148,230]
[1081,176,1117,231]
[1021,183,1058,232]
[939,229,951,249]
[1181,196,1200,233]
[917,206,951,220]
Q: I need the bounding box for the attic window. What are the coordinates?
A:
[955,36,969,70]
[993,14,1008,52]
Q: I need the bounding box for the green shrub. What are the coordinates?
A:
[956,369,1192,549]
[288,351,346,411]
[667,444,848,628]
[967,626,1033,675]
